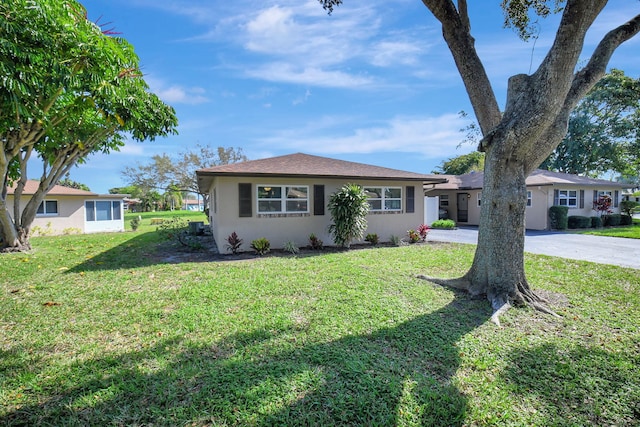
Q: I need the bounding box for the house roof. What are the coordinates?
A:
[7,180,127,198]
[197,153,447,192]
[431,169,627,191]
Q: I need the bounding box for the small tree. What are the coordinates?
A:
[620,200,639,217]
[328,183,370,248]
[592,195,613,217]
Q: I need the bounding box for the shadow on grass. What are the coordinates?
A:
[2,294,490,426]
[503,343,640,425]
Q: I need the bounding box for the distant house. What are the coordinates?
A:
[196,153,446,252]
[428,169,627,230]
[183,198,204,211]
[6,180,128,235]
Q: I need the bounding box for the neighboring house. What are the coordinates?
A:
[6,180,128,235]
[428,169,627,230]
[183,198,204,211]
[196,153,446,252]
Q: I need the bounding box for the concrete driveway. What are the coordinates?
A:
[428,227,640,269]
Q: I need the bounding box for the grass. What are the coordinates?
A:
[579,217,640,239]
[1,217,639,426]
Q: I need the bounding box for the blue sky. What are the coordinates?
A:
[69,0,639,193]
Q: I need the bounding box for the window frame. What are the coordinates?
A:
[85,200,123,222]
[477,192,482,207]
[256,185,309,214]
[526,190,532,207]
[439,194,449,207]
[364,186,403,212]
[556,189,578,208]
[37,200,59,216]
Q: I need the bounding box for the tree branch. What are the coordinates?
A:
[421,0,501,137]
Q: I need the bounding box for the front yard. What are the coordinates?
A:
[1,220,639,426]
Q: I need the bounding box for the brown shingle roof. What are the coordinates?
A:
[431,169,627,190]
[7,180,97,196]
[197,152,446,182]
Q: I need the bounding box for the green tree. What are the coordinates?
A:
[321,0,640,321]
[58,175,91,192]
[541,69,640,176]
[433,152,485,175]
[328,183,370,248]
[121,145,246,212]
[0,0,177,251]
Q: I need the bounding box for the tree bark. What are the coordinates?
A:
[417,0,640,317]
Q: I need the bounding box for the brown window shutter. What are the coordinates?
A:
[313,185,325,215]
[406,186,415,213]
[238,183,252,217]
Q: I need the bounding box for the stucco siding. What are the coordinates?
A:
[209,176,426,253]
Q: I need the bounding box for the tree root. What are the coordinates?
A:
[417,274,561,326]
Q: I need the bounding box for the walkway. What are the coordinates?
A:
[428,227,640,269]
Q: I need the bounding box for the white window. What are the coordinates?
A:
[439,194,449,207]
[477,192,482,207]
[364,187,402,211]
[556,190,578,207]
[527,191,532,207]
[37,200,58,216]
[597,191,612,198]
[257,185,308,214]
[86,201,122,221]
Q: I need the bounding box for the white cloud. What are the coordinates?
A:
[258,113,473,159]
[245,63,374,88]
[146,77,209,105]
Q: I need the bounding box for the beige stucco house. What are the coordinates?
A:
[427,169,627,230]
[196,153,446,252]
[6,180,127,235]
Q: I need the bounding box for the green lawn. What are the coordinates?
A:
[1,222,639,426]
[580,218,640,239]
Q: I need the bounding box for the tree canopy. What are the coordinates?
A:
[433,152,485,175]
[1,0,178,250]
[121,145,247,211]
[541,69,640,178]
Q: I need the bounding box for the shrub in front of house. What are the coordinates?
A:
[603,214,621,227]
[417,224,430,241]
[308,233,324,250]
[590,216,602,228]
[225,231,243,254]
[568,216,592,229]
[620,214,633,226]
[365,233,379,245]
[431,219,456,229]
[250,237,270,256]
[549,206,569,230]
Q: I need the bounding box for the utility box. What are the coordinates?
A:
[189,221,205,235]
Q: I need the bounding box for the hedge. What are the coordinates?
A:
[568,216,592,229]
[549,206,569,230]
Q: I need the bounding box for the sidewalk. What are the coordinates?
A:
[428,227,640,269]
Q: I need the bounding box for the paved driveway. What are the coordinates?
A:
[428,227,640,269]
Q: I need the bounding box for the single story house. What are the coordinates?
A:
[427,169,627,230]
[6,180,128,235]
[196,153,447,252]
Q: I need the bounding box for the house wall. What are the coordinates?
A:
[7,195,125,235]
[431,185,622,230]
[209,176,426,253]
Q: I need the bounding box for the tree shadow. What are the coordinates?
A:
[503,343,640,426]
[2,293,490,426]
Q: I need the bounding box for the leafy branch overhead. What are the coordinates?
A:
[0,0,178,251]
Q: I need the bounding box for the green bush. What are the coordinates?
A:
[590,216,602,228]
[549,206,569,230]
[620,214,633,226]
[431,219,456,229]
[308,233,324,250]
[250,237,270,256]
[130,216,141,231]
[620,200,639,216]
[568,216,591,229]
[283,240,299,255]
[364,233,379,245]
[604,214,621,227]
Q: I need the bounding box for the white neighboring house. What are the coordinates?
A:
[6,180,127,235]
